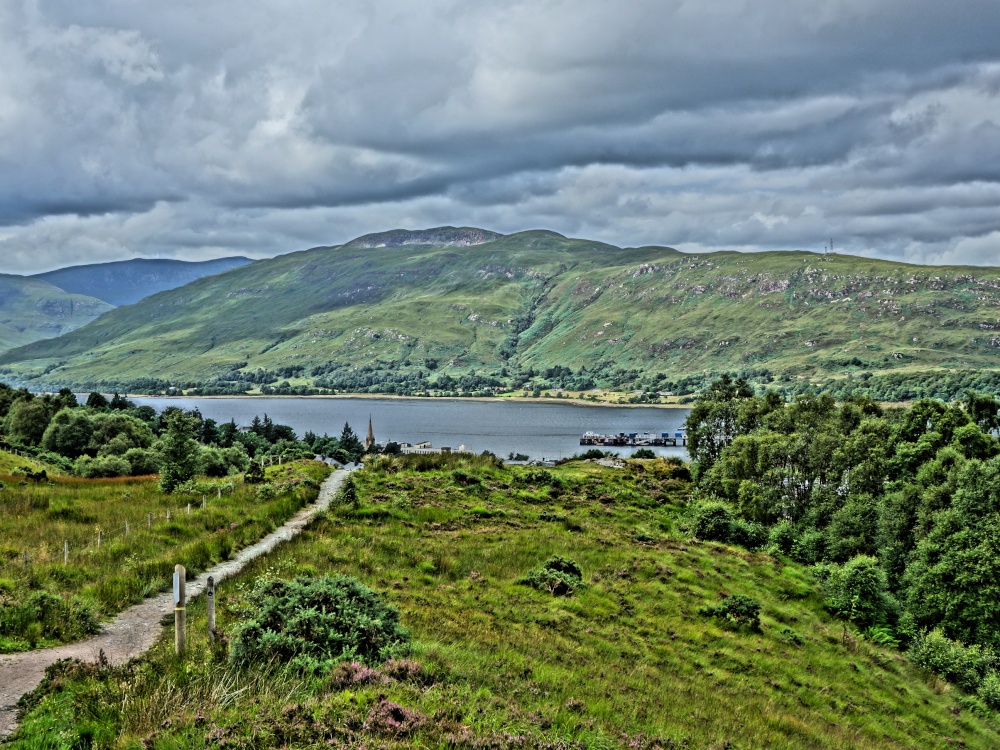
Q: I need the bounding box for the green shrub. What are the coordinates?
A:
[823,555,897,629]
[73,455,132,479]
[780,627,804,645]
[244,461,265,484]
[122,447,160,476]
[692,502,733,542]
[518,556,584,596]
[977,672,1000,710]
[908,629,984,692]
[338,475,359,508]
[231,575,410,674]
[791,530,826,564]
[729,518,767,549]
[631,448,656,460]
[698,594,762,632]
[767,520,798,556]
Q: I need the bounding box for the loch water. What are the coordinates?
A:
[132,396,692,461]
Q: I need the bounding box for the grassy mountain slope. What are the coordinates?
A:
[31,256,253,307]
[0,275,112,353]
[4,227,1000,389]
[8,457,1000,748]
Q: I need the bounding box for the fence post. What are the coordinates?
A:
[206,575,216,645]
[166,510,170,521]
[217,486,221,501]
[97,530,102,549]
[125,520,130,537]
[187,503,191,515]
[63,540,68,565]
[174,564,186,656]
[148,512,152,530]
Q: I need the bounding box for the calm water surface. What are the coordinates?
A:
[133,397,691,461]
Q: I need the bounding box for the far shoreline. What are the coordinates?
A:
[125,392,692,410]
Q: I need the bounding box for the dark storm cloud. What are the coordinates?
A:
[0,0,999,271]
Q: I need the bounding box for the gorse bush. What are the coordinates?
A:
[518,556,584,596]
[231,575,410,674]
[338,475,359,508]
[698,594,762,632]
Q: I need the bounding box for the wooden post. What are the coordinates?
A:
[148,512,152,530]
[217,487,221,500]
[166,509,171,521]
[174,564,187,656]
[206,575,216,645]
[97,530,102,549]
[125,520,130,536]
[187,503,191,515]
[63,540,68,565]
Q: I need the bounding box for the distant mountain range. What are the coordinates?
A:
[3,226,1000,395]
[32,256,253,307]
[0,275,113,352]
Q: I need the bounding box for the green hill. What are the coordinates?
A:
[4,227,1000,393]
[0,275,112,353]
[8,456,1000,748]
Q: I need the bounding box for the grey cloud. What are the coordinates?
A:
[0,0,998,272]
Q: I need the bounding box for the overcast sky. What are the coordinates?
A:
[1,0,999,273]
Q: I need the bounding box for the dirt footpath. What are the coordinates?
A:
[0,469,350,738]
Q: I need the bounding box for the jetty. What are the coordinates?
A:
[580,430,686,447]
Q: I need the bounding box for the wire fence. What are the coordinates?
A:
[0,447,303,574]
[1,485,233,572]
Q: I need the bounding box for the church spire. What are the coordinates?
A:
[365,415,375,450]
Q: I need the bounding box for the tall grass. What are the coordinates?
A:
[0,459,330,651]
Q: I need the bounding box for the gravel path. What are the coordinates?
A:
[0,469,350,738]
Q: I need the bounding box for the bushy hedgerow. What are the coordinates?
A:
[518,556,584,596]
[231,576,410,674]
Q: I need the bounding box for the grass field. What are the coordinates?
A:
[9,455,1000,748]
[0,456,331,652]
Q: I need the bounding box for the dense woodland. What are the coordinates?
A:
[0,383,372,488]
[686,375,1000,709]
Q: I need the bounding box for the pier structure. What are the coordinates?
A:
[580,430,686,447]
[399,441,468,455]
